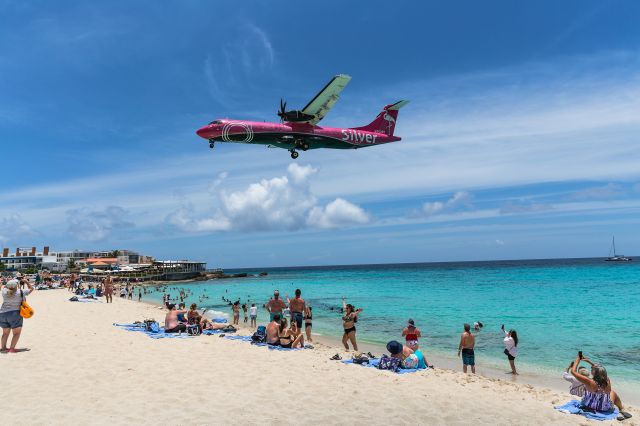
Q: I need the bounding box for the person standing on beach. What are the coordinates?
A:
[501,324,518,375]
[0,278,34,353]
[242,304,248,323]
[304,306,313,342]
[232,301,240,325]
[249,303,257,328]
[457,323,476,374]
[287,289,306,330]
[401,319,421,350]
[138,288,142,302]
[266,290,286,322]
[104,276,114,304]
[341,297,362,352]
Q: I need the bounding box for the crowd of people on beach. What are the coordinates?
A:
[0,273,634,421]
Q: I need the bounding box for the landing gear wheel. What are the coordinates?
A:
[301,143,309,151]
[290,150,299,159]
[209,139,215,149]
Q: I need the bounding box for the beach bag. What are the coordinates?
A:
[143,319,156,332]
[187,324,202,336]
[377,355,401,372]
[144,320,160,333]
[20,290,34,319]
[222,325,237,333]
[251,325,267,343]
[352,354,370,365]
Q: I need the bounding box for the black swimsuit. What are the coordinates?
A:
[305,313,312,328]
[343,314,356,335]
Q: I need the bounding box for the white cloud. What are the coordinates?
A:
[500,200,553,214]
[495,239,505,246]
[0,214,37,245]
[423,191,473,216]
[66,206,134,241]
[166,164,368,233]
[570,183,623,200]
[307,198,369,229]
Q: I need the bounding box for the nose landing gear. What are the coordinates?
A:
[290,150,299,159]
[208,139,215,149]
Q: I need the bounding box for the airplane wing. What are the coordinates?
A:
[300,74,352,125]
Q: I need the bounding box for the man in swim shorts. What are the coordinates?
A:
[266,290,286,322]
[457,323,476,373]
[287,289,306,329]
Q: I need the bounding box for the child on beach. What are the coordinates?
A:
[242,304,248,323]
[249,303,257,328]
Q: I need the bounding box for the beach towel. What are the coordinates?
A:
[342,358,426,374]
[113,323,192,339]
[223,335,310,351]
[554,400,619,421]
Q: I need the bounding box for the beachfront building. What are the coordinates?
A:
[0,246,60,271]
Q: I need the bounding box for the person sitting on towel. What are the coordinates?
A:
[164,303,187,333]
[266,314,281,345]
[387,340,430,369]
[277,318,304,349]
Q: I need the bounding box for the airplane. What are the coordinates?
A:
[196,74,409,159]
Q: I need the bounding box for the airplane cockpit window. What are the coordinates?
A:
[209,120,222,125]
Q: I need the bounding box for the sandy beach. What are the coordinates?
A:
[1,290,635,425]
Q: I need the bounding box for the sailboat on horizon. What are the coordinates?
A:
[605,236,632,262]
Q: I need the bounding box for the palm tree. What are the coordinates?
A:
[67,259,76,271]
[110,250,121,258]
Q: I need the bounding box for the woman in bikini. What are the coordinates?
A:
[341,297,362,352]
[277,318,304,348]
[304,306,313,342]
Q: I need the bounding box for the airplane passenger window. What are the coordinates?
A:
[209,120,222,125]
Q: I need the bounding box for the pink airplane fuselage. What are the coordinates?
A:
[196,120,401,150]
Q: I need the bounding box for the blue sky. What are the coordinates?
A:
[1,0,640,267]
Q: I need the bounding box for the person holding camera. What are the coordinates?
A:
[0,278,34,353]
[571,353,632,420]
[501,324,518,374]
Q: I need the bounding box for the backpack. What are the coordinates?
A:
[251,325,267,343]
[377,355,401,372]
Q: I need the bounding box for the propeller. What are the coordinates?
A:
[278,98,287,121]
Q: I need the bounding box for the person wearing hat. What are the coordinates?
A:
[387,340,430,370]
[401,319,422,350]
[1,278,34,353]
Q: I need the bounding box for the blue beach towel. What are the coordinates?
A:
[223,335,310,351]
[113,323,192,339]
[554,400,619,421]
[342,358,426,374]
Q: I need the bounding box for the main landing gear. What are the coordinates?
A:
[208,139,215,149]
[289,139,307,159]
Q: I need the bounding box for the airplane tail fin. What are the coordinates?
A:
[353,100,409,136]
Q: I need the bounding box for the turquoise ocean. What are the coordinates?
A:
[145,258,640,394]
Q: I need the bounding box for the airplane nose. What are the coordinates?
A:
[196,126,209,138]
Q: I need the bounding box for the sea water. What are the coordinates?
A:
[144,258,640,395]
